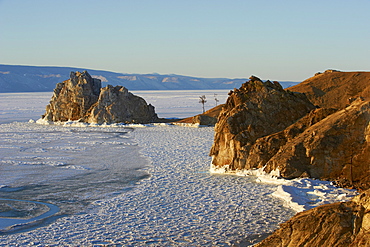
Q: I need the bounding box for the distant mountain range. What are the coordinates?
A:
[0,64,298,93]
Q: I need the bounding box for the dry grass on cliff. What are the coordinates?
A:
[288,71,370,109]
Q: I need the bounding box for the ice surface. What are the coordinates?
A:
[0,124,295,246]
[0,92,52,124]
[0,91,358,246]
[132,90,229,119]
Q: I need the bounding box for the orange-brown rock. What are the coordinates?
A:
[43,71,101,122]
[85,85,158,124]
[246,107,337,172]
[174,104,224,126]
[210,76,315,171]
[264,100,370,189]
[262,99,370,190]
[255,189,370,247]
[42,71,158,124]
[288,70,370,109]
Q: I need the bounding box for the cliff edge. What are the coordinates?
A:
[288,70,370,109]
[210,73,370,190]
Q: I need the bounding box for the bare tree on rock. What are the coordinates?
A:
[199,95,207,113]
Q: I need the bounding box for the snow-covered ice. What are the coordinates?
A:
[211,165,358,213]
[0,91,358,246]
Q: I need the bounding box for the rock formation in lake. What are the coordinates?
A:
[42,71,158,124]
[255,188,370,247]
[43,71,102,122]
[209,76,316,171]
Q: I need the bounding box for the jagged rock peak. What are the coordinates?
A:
[210,75,315,171]
[43,71,102,122]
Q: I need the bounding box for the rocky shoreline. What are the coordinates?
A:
[39,70,370,245]
[207,70,370,246]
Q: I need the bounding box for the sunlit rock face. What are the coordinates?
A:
[44,71,101,122]
[209,76,315,171]
[210,75,370,191]
[288,70,370,109]
[85,85,158,124]
[42,71,158,124]
[255,189,370,247]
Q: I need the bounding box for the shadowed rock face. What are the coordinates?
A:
[263,99,370,189]
[42,71,158,124]
[209,76,315,171]
[255,189,370,247]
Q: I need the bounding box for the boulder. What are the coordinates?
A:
[174,104,224,126]
[85,85,158,124]
[191,115,217,126]
[209,76,315,171]
[255,189,370,247]
[42,71,158,124]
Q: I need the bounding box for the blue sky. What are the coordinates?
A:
[0,0,369,81]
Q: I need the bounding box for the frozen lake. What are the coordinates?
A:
[0,91,357,246]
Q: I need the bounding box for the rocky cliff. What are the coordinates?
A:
[207,72,370,246]
[255,188,370,247]
[42,71,158,124]
[288,70,370,109]
[262,99,370,190]
[210,73,370,190]
[210,76,315,171]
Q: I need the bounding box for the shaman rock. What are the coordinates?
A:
[42,71,158,124]
[43,71,101,122]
